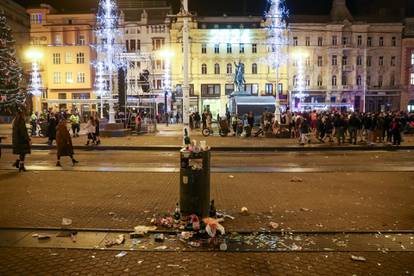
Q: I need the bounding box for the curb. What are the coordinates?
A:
[1,144,413,152]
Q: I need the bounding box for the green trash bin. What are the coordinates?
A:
[180,149,210,218]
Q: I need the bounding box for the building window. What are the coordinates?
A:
[357,35,362,46]
[77,72,85,83]
[244,84,259,95]
[293,75,297,87]
[342,37,348,45]
[252,43,257,53]
[342,75,347,85]
[378,75,383,87]
[53,53,61,64]
[252,63,258,74]
[391,56,396,66]
[225,84,234,95]
[201,84,220,97]
[214,44,220,54]
[305,37,310,46]
[379,37,384,46]
[332,35,337,46]
[390,74,395,86]
[265,83,273,95]
[332,55,337,66]
[226,63,232,74]
[65,72,73,84]
[379,56,384,66]
[53,72,61,84]
[392,37,396,47]
[293,37,298,46]
[317,76,323,87]
[306,76,310,87]
[58,93,66,100]
[201,64,207,75]
[78,35,85,45]
[342,56,347,65]
[65,52,73,64]
[31,13,42,24]
[367,56,372,67]
[317,37,323,46]
[239,43,245,53]
[367,75,371,86]
[76,52,85,64]
[304,57,310,67]
[317,56,323,67]
[411,73,414,85]
[357,75,362,86]
[357,55,362,66]
[214,63,220,74]
[152,38,164,50]
[227,43,232,54]
[367,37,372,47]
[332,75,337,86]
[54,34,62,44]
[201,43,207,54]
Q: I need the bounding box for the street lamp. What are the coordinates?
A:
[26,48,44,113]
[158,49,174,114]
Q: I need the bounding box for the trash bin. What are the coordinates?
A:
[180,149,210,218]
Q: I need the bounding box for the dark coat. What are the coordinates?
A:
[48,117,57,140]
[12,117,31,155]
[56,122,74,157]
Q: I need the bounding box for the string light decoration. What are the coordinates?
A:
[265,0,289,121]
[293,52,309,110]
[28,61,42,97]
[94,0,125,121]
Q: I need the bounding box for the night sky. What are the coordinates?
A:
[14,0,414,16]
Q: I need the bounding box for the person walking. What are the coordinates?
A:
[333,114,345,145]
[348,113,360,145]
[94,115,101,145]
[391,117,402,145]
[47,113,57,146]
[30,112,38,136]
[299,118,310,145]
[85,116,96,145]
[69,112,80,137]
[12,111,31,172]
[56,119,79,166]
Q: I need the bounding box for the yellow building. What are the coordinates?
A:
[27,4,97,117]
[170,16,288,118]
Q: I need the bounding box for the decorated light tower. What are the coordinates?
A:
[95,0,124,123]
[265,0,289,123]
[293,52,309,111]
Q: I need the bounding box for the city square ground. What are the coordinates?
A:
[0,125,413,275]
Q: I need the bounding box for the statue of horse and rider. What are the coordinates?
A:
[234,61,245,92]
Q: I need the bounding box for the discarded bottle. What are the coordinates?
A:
[183,128,191,146]
[173,202,181,221]
[209,200,217,218]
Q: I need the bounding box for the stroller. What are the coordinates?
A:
[218,118,230,137]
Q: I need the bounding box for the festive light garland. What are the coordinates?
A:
[28,61,42,97]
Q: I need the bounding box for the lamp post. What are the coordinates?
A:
[26,48,43,113]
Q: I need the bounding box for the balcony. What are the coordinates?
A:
[342,85,353,90]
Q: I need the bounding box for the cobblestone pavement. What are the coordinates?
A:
[0,171,413,231]
[0,248,413,276]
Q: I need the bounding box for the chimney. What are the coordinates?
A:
[330,0,353,22]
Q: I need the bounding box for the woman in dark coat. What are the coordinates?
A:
[94,114,101,145]
[12,111,31,172]
[47,113,57,146]
[56,119,78,166]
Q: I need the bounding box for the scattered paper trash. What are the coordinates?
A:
[300,208,310,212]
[351,255,366,262]
[61,218,72,226]
[154,245,168,250]
[115,251,127,258]
[290,177,303,183]
[137,260,144,264]
[269,222,279,229]
[134,225,157,236]
[228,175,234,179]
[154,233,165,242]
[203,218,225,238]
[240,207,249,216]
[37,234,51,240]
[219,243,228,251]
[105,234,125,247]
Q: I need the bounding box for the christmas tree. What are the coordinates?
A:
[0,14,26,114]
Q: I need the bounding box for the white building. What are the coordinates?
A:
[287,0,404,112]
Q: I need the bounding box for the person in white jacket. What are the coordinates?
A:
[84,116,96,145]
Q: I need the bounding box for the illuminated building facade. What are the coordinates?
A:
[27,4,97,115]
